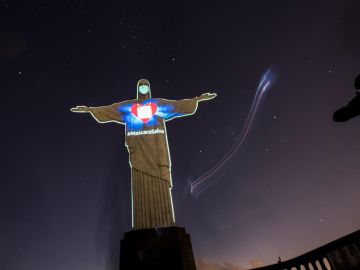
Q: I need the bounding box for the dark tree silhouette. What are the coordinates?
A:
[333,74,360,122]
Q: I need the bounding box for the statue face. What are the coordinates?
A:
[139,85,150,94]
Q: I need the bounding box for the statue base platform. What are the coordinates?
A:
[120,226,197,270]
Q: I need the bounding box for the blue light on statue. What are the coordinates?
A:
[118,99,185,131]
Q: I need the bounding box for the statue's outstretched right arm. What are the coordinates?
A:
[70,105,90,113]
[70,102,126,124]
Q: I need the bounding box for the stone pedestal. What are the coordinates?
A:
[120,226,197,270]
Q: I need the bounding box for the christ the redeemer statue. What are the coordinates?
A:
[71,79,216,229]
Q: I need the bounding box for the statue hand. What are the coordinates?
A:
[70,105,90,113]
[198,92,217,101]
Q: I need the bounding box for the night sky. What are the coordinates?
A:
[1,1,360,269]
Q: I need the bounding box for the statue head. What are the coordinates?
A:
[137,79,151,99]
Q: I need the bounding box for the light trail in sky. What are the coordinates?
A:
[190,69,276,197]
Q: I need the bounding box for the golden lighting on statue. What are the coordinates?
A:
[71,79,216,229]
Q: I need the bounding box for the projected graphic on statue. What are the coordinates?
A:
[131,102,156,123]
[71,79,216,229]
[117,98,186,132]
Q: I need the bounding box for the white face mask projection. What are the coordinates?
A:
[138,84,150,94]
[70,79,217,229]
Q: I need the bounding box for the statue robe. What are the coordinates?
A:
[88,97,199,229]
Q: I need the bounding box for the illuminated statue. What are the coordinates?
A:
[71,79,216,229]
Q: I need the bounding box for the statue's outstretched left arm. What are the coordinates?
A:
[160,92,217,120]
[196,92,217,102]
[176,92,217,114]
